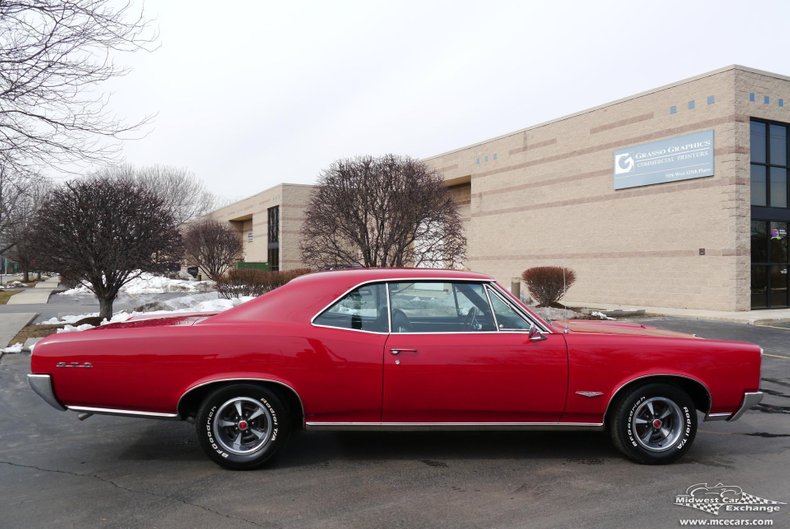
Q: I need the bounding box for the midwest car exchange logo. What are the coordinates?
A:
[675,482,785,516]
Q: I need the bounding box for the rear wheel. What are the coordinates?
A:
[196,384,290,470]
[608,383,696,464]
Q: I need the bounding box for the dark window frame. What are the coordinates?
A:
[751,118,790,208]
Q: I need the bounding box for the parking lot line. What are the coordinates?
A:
[763,353,790,360]
[754,323,790,331]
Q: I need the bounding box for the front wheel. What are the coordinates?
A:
[196,384,290,470]
[608,383,696,464]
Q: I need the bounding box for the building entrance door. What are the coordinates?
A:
[751,220,789,308]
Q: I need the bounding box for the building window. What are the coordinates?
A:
[267,206,279,244]
[751,118,790,309]
[267,248,279,272]
[751,120,790,208]
[267,206,280,271]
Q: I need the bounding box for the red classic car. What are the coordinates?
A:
[28,269,763,469]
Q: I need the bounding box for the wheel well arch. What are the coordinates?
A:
[177,379,305,428]
[603,375,711,428]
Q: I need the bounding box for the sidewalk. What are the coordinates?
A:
[6,276,60,305]
[0,312,36,348]
[571,301,790,324]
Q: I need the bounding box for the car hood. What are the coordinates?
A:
[551,319,698,339]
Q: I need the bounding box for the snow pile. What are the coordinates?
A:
[45,293,255,332]
[1,342,24,353]
[531,306,580,321]
[59,272,214,296]
[590,311,615,320]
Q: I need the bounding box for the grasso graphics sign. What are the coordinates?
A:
[613,130,714,190]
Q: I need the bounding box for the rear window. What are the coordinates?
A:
[313,283,388,332]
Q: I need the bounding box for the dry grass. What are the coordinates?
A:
[0,289,22,304]
[10,323,63,345]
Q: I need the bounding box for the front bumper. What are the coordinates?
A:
[27,374,66,411]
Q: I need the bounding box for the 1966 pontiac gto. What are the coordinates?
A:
[28,269,763,469]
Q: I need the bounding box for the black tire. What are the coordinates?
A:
[608,383,696,464]
[196,384,290,470]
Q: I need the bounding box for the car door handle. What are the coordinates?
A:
[390,348,417,355]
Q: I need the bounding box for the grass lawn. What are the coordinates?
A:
[0,289,21,304]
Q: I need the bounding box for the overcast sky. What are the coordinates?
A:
[101,0,790,201]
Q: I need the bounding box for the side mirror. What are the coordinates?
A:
[528,326,546,342]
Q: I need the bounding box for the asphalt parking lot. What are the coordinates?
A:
[0,317,788,529]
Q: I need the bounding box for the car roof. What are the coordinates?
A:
[204,268,493,325]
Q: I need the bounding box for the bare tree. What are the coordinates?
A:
[2,177,51,280]
[301,154,466,269]
[183,219,243,281]
[0,0,157,176]
[33,175,182,319]
[135,165,216,226]
[90,164,216,226]
[0,166,27,253]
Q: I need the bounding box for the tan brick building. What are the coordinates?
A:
[210,65,790,311]
[208,183,313,271]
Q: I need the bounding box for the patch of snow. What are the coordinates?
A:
[590,311,615,320]
[58,272,215,297]
[531,306,580,321]
[57,324,96,333]
[1,342,24,353]
[39,313,99,325]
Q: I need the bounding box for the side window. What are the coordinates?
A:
[314,283,387,332]
[487,287,532,331]
[389,281,496,333]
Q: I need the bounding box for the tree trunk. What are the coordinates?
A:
[22,270,30,282]
[98,296,114,321]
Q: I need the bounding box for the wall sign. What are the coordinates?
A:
[613,130,714,190]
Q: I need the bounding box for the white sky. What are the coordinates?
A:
[100,0,790,201]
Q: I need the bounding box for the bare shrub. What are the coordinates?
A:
[217,269,311,299]
[521,266,576,307]
[183,219,243,281]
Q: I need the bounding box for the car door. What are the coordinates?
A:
[382,281,568,423]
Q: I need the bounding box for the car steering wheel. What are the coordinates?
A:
[466,306,482,331]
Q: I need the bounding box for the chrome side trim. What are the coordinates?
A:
[728,391,763,422]
[27,374,66,411]
[309,277,553,335]
[704,413,730,422]
[66,405,178,419]
[176,377,306,422]
[305,421,603,431]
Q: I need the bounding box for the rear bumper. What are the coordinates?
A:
[728,391,763,422]
[27,374,66,411]
[706,391,764,422]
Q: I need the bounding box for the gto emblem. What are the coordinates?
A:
[56,361,93,369]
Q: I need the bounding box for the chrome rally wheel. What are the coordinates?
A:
[196,384,290,470]
[630,396,684,452]
[213,396,274,456]
[609,383,697,464]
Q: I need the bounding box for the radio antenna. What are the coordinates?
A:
[562,267,569,333]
